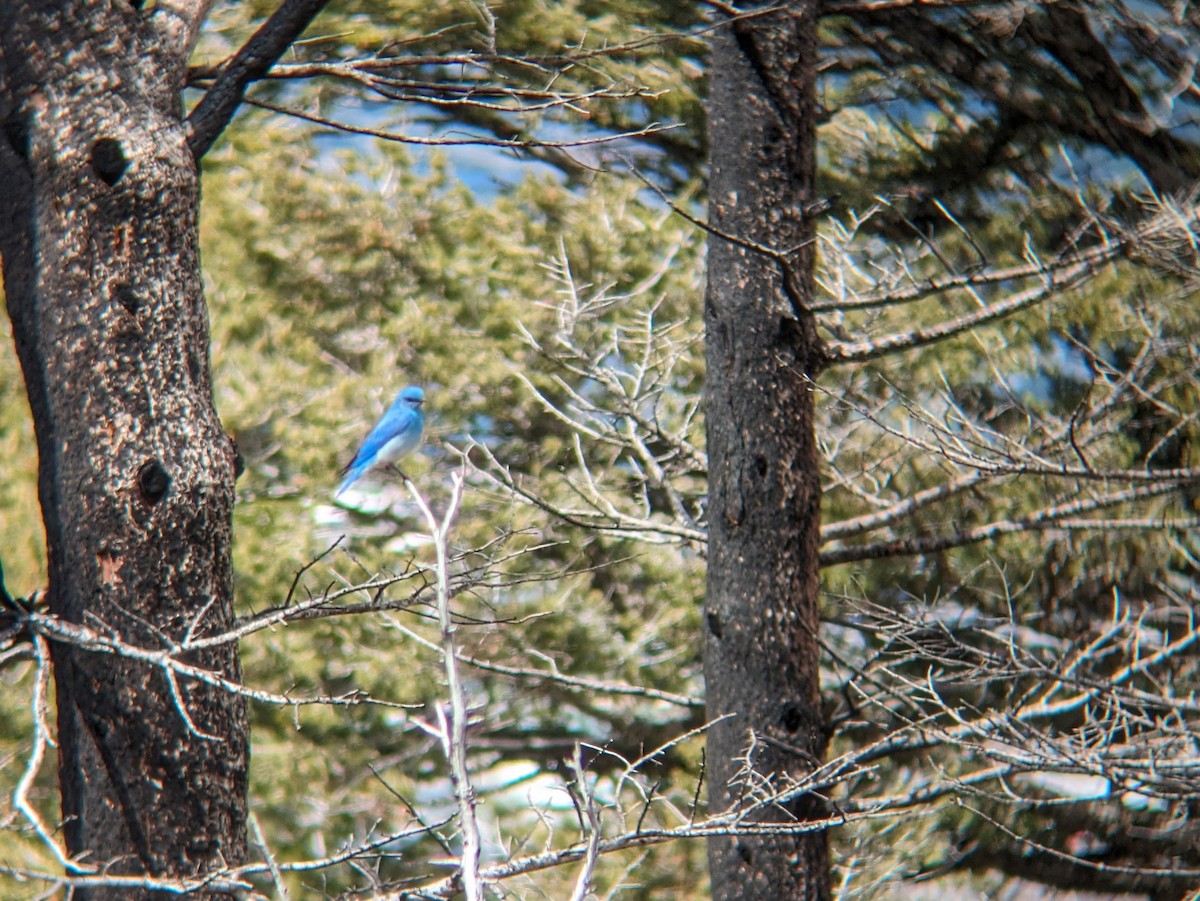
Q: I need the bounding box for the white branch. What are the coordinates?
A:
[409,472,482,901]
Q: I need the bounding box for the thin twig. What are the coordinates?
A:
[409,472,482,901]
[568,745,603,901]
[14,635,85,872]
[250,810,291,901]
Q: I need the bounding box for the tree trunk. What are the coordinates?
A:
[0,3,247,896]
[703,3,830,900]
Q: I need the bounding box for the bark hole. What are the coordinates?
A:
[113,282,139,315]
[188,349,203,386]
[780,700,805,733]
[137,459,170,503]
[3,114,27,159]
[706,609,724,639]
[91,137,129,185]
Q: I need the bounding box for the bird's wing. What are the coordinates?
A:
[343,404,417,473]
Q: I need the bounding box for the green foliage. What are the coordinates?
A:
[0,340,41,595]
[198,100,708,890]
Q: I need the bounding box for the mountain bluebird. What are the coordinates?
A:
[335,385,425,498]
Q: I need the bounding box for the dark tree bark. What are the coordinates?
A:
[0,3,246,896]
[0,0,331,891]
[703,3,830,900]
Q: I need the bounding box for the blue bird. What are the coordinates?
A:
[336,385,426,499]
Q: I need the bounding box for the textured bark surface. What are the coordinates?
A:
[703,4,830,900]
[0,3,247,896]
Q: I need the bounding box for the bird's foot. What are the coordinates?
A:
[384,463,412,483]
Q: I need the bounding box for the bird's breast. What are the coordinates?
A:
[377,431,420,463]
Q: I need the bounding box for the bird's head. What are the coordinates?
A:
[401,385,425,407]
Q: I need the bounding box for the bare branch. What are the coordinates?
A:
[409,473,482,901]
[187,0,334,158]
[240,95,677,152]
[822,263,1096,364]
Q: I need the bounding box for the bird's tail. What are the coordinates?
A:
[334,466,365,499]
